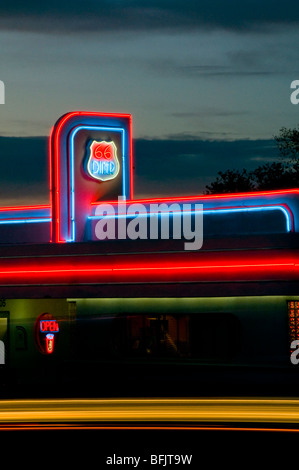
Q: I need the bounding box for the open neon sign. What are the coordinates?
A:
[40,320,59,333]
[35,313,59,355]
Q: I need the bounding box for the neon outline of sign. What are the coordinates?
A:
[0,205,51,225]
[88,204,293,233]
[90,188,299,232]
[69,125,126,242]
[0,250,297,285]
[0,218,51,225]
[0,205,51,212]
[49,111,133,243]
[0,200,294,233]
[102,188,299,203]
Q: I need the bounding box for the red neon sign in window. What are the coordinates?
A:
[34,313,59,355]
[40,320,59,333]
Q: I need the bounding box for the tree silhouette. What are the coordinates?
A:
[205,168,254,194]
[205,126,299,194]
[274,125,299,163]
[252,162,298,190]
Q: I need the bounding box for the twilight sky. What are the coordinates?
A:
[0,1,298,205]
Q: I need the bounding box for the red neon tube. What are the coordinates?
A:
[50,111,133,243]
[0,250,297,285]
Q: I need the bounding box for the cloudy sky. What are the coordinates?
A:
[0,1,298,205]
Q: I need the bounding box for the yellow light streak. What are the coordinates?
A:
[0,398,299,425]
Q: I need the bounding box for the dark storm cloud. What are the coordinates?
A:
[172,110,248,118]
[133,138,277,196]
[0,1,298,33]
[134,138,277,179]
[0,136,49,203]
[179,65,276,77]
[0,136,276,203]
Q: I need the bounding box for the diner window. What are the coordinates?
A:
[112,312,240,362]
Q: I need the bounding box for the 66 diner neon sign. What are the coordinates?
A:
[87,140,120,182]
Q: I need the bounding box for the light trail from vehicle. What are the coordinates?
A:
[1,398,299,426]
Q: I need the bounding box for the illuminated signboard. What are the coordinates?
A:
[40,319,59,333]
[50,111,133,243]
[34,313,59,355]
[87,140,119,182]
